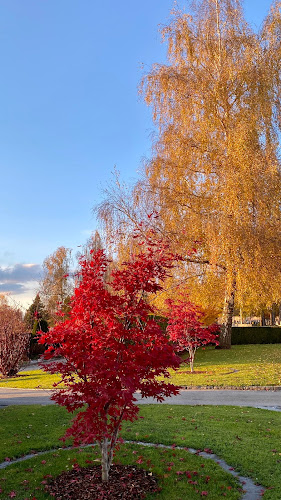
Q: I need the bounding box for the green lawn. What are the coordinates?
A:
[0,444,241,500]
[0,368,60,389]
[170,344,281,387]
[0,345,280,497]
[1,344,280,389]
[0,405,280,499]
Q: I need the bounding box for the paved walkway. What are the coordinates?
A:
[0,387,281,410]
[0,387,54,406]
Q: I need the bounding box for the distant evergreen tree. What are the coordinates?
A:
[24,294,49,334]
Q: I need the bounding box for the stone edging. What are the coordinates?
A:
[0,385,280,391]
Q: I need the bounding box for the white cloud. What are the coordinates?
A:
[0,263,41,284]
[0,264,42,310]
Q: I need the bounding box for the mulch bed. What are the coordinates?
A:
[45,464,159,499]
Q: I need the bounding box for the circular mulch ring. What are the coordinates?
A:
[45,464,159,499]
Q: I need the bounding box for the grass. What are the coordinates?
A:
[0,405,281,498]
[169,344,281,387]
[0,444,241,500]
[0,406,73,462]
[0,344,280,497]
[0,369,60,389]
[122,405,281,499]
[1,344,281,389]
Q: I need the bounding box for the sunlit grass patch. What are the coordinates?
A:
[0,344,281,389]
[0,369,60,389]
[168,344,281,387]
[1,344,281,389]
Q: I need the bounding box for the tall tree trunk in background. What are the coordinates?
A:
[219,276,236,349]
[261,311,266,326]
[240,308,243,325]
[270,307,276,326]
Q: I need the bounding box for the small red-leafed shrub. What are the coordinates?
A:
[39,229,181,481]
[0,301,29,377]
[166,297,219,372]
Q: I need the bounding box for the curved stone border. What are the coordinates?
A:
[0,441,265,500]
[1,384,281,394]
[126,441,265,500]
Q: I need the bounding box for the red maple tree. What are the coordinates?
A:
[166,297,219,372]
[39,231,181,481]
[0,299,29,377]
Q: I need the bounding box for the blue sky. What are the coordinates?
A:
[0,0,275,309]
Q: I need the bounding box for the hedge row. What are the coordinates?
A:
[153,317,281,345]
[232,326,281,345]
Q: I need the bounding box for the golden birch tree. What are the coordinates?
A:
[40,246,73,325]
[138,0,281,347]
[97,0,281,348]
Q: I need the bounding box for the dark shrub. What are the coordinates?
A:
[232,326,281,345]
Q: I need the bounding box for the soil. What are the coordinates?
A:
[45,464,159,499]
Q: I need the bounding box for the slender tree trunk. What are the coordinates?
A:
[270,306,275,326]
[189,349,195,372]
[101,438,110,482]
[219,275,236,349]
[99,412,124,482]
[261,311,266,326]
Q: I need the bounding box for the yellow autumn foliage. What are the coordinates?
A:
[97,0,281,347]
